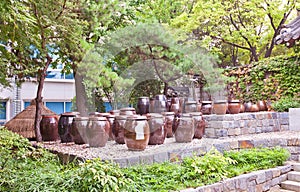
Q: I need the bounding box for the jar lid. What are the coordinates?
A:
[98,112,110,117]
[189,112,202,116]
[138,96,149,99]
[115,115,127,120]
[61,112,78,117]
[201,100,212,104]
[185,101,197,104]
[120,107,136,111]
[162,111,175,116]
[229,99,240,103]
[213,100,227,104]
[74,117,89,121]
[88,117,107,121]
[146,113,163,118]
[126,115,147,120]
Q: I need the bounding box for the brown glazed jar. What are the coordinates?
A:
[213,100,228,115]
[137,97,150,115]
[250,103,260,112]
[98,113,113,139]
[240,103,245,113]
[257,100,267,111]
[244,101,252,112]
[147,113,166,145]
[184,101,197,113]
[153,94,168,113]
[86,117,109,147]
[106,114,115,140]
[70,117,88,144]
[228,100,241,114]
[112,115,127,144]
[120,107,136,116]
[162,111,175,138]
[174,114,194,143]
[58,112,78,143]
[201,101,212,115]
[190,112,206,139]
[124,115,150,151]
[40,114,59,141]
[109,110,120,116]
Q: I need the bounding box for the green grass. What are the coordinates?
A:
[0,127,290,191]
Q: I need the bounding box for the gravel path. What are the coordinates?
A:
[32,131,300,160]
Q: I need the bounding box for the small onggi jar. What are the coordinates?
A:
[112,115,127,144]
[70,117,88,144]
[189,112,206,139]
[162,111,175,138]
[124,115,150,151]
[147,113,166,145]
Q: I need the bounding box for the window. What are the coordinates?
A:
[46,64,74,80]
[45,101,72,115]
[0,102,6,120]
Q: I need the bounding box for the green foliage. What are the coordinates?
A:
[0,127,290,191]
[224,147,290,177]
[272,96,300,112]
[225,54,300,102]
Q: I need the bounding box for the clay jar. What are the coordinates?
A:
[124,115,150,151]
[137,97,150,115]
[86,117,109,147]
[228,100,241,114]
[250,103,260,112]
[162,111,175,138]
[213,100,228,115]
[109,110,120,116]
[98,113,113,140]
[120,107,136,116]
[153,94,167,113]
[147,113,166,145]
[190,112,206,139]
[40,114,59,141]
[201,101,212,115]
[257,100,267,111]
[58,112,78,143]
[174,114,194,143]
[184,101,197,113]
[244,101,252,112]
[112,115,127,144]
[70,117,88,144]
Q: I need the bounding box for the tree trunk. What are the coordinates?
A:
[74,73,89,116]
[34,57,52,142]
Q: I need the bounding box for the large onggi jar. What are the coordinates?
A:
[189,112,206,139]
[174,114,194,143]
[70,117,88,144]
[58,112,79,143]
[112,115,127,144]
[162,112,175,138]
[86,117,109,147]
[124,115,150,151]
[40,114,59,141]
[147,113,166,145]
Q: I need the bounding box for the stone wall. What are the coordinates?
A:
[203,112,289,138]
[181,164,292,192]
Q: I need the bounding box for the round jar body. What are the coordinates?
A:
[190,112,206,139]
[147,113,166,145]
[162,112,175,138]
[201,101,212,115]
[120,107,136,116]
[137,97,150,115]
[184,101,197,113]
[58,112,78,143]
[153,94,167,113]
[124,116,150,151]
[40,115,59,141]
[228,100,241,114]
[86,117,109,147]
[70,117,88,144]
[174,115,194,143]
[213,100,228,115]
[112,115,127,144]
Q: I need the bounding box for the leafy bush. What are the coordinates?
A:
[0,127,291,192]
[272,96,300,112]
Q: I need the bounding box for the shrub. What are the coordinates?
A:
[272,96,300,112]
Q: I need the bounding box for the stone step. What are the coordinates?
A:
[281,180,300,192]
[288,171,300,182]
[280,189,296,192]
[293,163,300,172]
